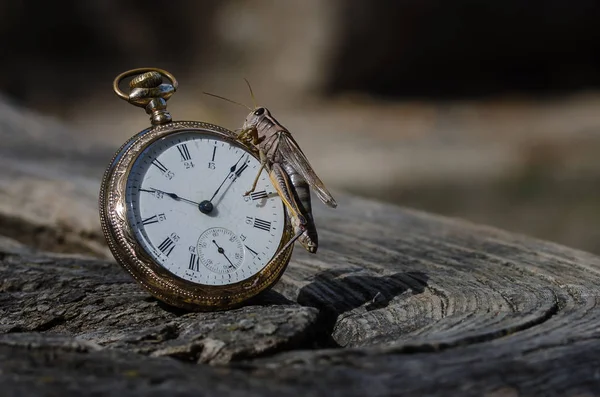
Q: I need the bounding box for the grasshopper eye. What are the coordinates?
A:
[254,108,265,116]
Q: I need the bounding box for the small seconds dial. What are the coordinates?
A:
[125,131,285,286]
[197,227,244,274]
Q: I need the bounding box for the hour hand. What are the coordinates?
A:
[142,188,200,207]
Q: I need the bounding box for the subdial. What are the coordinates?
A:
[197,227,244,274]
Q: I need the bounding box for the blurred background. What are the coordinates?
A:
[2,0,600,253]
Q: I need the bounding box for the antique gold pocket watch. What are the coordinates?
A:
[99,68,293,311]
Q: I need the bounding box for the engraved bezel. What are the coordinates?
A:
[99,121,293,311]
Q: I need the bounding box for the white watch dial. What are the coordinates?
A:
[124,131,285,286]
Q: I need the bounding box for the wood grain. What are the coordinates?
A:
[2,97,600,395]
[276,198,570,348]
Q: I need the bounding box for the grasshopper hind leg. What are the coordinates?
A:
[282,162,318,253]
[269,162,317,253]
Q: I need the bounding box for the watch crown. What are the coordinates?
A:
[113,68,178,126]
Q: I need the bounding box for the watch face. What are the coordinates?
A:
[124,131,285,286]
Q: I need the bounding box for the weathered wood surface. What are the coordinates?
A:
[2,97,600,395]
[0,236,319,365]
[0,99,112,256]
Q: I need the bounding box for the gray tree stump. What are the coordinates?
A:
[1,97,599,396]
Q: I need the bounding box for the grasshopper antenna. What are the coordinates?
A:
[203,92,252,110]
[243,78,258,109]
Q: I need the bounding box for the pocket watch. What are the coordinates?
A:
[99,68,293,311]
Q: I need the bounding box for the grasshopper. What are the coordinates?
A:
[205,83,337,255]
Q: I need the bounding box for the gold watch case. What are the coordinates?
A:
[99,121,294,311]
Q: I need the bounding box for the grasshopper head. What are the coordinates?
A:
[243,107,270,130]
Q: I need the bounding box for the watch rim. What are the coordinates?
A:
[99,120,294,311]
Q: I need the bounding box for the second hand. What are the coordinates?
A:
[212,239,236,269]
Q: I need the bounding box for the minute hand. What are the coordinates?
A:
[208,153,247,202]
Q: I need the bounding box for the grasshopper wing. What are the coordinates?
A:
[278,131,337,208]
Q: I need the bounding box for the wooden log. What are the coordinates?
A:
[0,98,113,257]
[2,97,600,395]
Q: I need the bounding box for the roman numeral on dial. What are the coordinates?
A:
[189,253,199,271]
[253,218,271,232]
[235,162,249,177]
[177,144,192,161]
[151,159,168,173]
[250,190,268,200]
[157,237,175,256]
[141,213,166,225]
[141,215,159,225]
